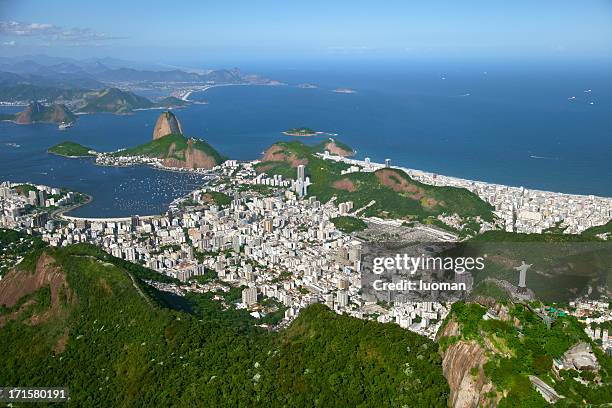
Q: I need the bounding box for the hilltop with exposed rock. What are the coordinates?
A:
[12,102,76,124]
[256,140,493,223]
[152,111,183,140]
[109,111,224,169]
[113,134,224,169]
[437,300,612,407]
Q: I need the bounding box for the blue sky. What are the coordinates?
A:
[1,0,612,64]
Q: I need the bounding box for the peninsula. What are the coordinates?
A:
[11,101,76,125]
[52,111,226,171]
[48,141,96,157]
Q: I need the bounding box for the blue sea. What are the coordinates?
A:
[1,61,611,217]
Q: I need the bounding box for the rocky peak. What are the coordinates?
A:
[14,102,75,125]
[152,111,183,140]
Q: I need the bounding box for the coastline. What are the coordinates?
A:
[50,193,93,221]
[184,82,285,101]
[282,132,318,137]
[48,151,96,159]
[323,153,612,201]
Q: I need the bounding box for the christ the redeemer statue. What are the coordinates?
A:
[514,261,531,288]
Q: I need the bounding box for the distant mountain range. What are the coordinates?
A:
[5,88,194,118]
[0,55,278,99]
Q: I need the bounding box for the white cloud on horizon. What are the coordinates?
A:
[0,21,127,43]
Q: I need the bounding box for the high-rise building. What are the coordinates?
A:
[28,190,38,206]
[242,287,258,306]
[336,291,349,307]
[38,190,47,207]
[263,219,273,233]
[297,164,305,182]
[385,158,391,168]
[294,180,305,197]
[32,212,48,228]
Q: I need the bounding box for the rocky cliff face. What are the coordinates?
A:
[0,252,73,327]
[437,304,512,408]
[440,320,496,408]
[153,111,183,140]
[14,102,76,124]
[322,140,354,157]
[162,138,218,169]
[260,144,308,167]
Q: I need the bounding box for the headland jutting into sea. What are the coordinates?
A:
[45,106,611,236]
[1,73,605,222]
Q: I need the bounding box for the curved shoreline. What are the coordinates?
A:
[185,83,284,101]
[48,151,95,159]
[5,82,610,206]
[51,193,94,221]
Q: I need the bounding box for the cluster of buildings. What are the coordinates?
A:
[323,154,612,235]
[568,300,612,354]
[0,181,81,231]
[94,153,213,174]
[0,160,454,339]
[246,164,311,197]
[2,151,611,340]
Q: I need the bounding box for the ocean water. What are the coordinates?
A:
[1,61,611,217]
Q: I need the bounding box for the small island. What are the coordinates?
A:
[48,141,96,158]
[333,88,356,94]
[283,127,318,137]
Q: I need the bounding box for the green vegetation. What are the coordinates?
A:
[0,237,449,407]
[0,84,88,103]
[283,127,317,136]
[157,96,190,107]
[330,216,368,233]
[256,141,494,223]
[423,217,461,235]
[78,87,154,114]
[0,229,46,276]
[202,191,232,207]
[471,229,602,243]
[48,141,95,157]
[14,102,76,124]
[440,231,612,302]
[112,133,226,165]
[468,281,510,302]
[236,184,277,196]
[582,220,612,238]
[443,301,612,406]
[314,138,354,155]
[13,183,38,197]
